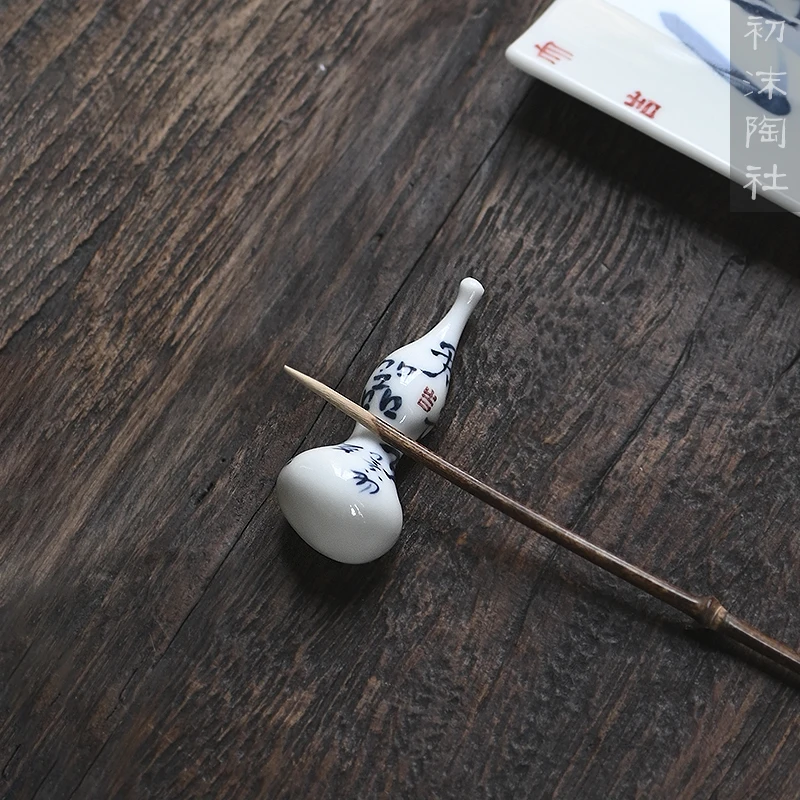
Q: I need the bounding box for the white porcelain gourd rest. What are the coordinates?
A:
[277,277,484,563]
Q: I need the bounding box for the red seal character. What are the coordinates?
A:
[417,387,437,412]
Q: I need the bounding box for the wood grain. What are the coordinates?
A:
[283,364,800,677]
[2,1,799,798]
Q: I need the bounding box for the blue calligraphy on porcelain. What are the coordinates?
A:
[276,278,484,564]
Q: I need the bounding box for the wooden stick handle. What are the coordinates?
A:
[284,365,800,677]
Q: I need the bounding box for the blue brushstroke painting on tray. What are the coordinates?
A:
[506,0,800,212]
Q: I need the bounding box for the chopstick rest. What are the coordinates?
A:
[277,277,484,564]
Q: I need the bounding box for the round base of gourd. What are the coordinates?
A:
[276,447,404,564]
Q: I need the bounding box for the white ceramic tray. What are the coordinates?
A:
[506,0,800,213]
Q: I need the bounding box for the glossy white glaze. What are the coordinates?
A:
[505,0,800,213]
[277,277,484,564]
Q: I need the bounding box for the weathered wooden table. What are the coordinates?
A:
[2,2,799,797]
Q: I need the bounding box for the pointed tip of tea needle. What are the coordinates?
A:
[283,365,380,436]
[282,365,800,679]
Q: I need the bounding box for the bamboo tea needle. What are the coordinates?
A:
[284,365,800,677]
